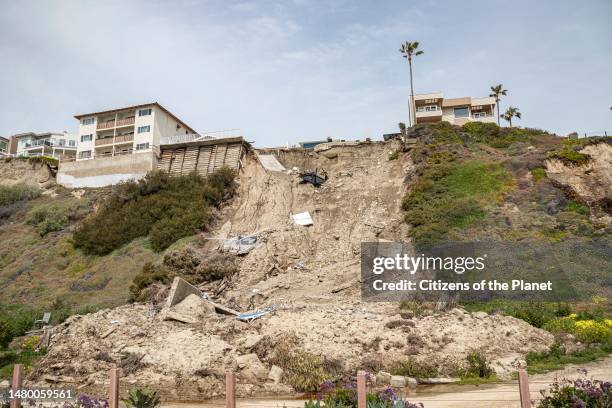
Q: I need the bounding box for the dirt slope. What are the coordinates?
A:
[29,141,555,399]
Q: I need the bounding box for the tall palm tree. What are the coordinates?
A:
[400,41,424,127]
[489,84,508,126]
[503,106,521,127]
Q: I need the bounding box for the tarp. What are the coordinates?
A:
[292,211,314,226]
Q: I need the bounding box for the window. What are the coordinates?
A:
[82,118,95,125]
[425,105,437,112]
[137,125,151,133]
[81,134,93,142]
[59,139,66,146]
[138,108,152,117]
[69,140,76,147]
[454,107,469,118]
[136,142,150,150]
[473,111,487,118]
[78,150,91,159]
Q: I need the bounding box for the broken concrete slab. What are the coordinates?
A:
[172,294,216,320]
[257,154,286,172]
[100,327,116,339]
[163,311,198,324]
[164,277,203,310]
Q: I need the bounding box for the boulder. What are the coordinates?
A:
[390,375,406,388]
[267,365,283,384]
[376,371,392,385]
[236,353,261,369]
[473,311,488,319]
[236,353,268,382]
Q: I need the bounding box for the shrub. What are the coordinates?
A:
[271,335,329,392]
[460,351,494,379]
[306,380,423,408]
[544,316,612,344]
[391,358,439,378]
[128,263,172,302]
[25,200,90,236]
[0,184,40,206]
[73,169,236,255]
[21,336,40,351]
[0,304,39,349]
[123,388,160,408]
[195,254,238,282]
[388,151,399,161]
[531,167,546,183]
[537,370,611,407]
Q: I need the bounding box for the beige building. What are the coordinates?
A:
[412,92,496,125]
[13,132,78,159]
[73,102,196,161]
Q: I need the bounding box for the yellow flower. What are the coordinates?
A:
[569,313,578,319]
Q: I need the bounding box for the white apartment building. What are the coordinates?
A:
[412,92,496,126]
[73,102,196,161]
[13,131,78,159]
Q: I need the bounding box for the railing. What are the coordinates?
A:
[116,117,135,127]
[160,129,242,145]
[95,137,113,146]
[94,134,134,146]
[97,120,115,130]
[114,134,134,143]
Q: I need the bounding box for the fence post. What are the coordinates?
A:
[357,371,366,408]
[518,369,531,408]
[10,364,23,408]
[108,367,120,408]
[226,371,236,408]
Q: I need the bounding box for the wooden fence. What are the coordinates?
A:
[9,364,536,408]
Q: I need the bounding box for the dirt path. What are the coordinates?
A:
[162,356,611,408]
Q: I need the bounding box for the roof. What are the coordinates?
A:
[159,136,244,149]
[442,97,472,107]
[11,132,71,139]
[74,102,197,134]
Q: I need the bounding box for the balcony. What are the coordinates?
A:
[94,134,134,146]
[96,116,135,130]
[415,109,442,119]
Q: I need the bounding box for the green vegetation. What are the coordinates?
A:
[129,248,238,302]
[544,316,612,344]
[391,351,495,383]
[25,199,90,236]
[526,343,611,375]
[123,388,160,408]
[462,301,573,328]
[0,184,40,206]
[388,151,399,161]
[271,335,329,392]
[0,304,39,349]
[27,156,59,167]
[547,136,611,165]
[531,167,546,183]
[403,159,513,243]
[73,169,236,255]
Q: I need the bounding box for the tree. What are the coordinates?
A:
[503,106,521,127]
[398,122,406,135]
[489,84,508,126]
[400,41,424,127]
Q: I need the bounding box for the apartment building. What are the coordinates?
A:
[73,102,196,161]
[0,136,12,156]
[412,92,496,125]
[12,132,78,159]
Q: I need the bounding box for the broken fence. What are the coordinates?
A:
[8,364,541,408]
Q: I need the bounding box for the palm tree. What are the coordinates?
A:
[489,84,508,126]
[400,41,424,127]
[503,106,521,127]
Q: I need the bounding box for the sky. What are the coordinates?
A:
[0,0,610,146]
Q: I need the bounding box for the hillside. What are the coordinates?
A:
[0,127,610,398]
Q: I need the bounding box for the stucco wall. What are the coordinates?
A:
[57,152,156,188]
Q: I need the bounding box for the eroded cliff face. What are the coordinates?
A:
[0,158,55,188]
[546,142,612,219]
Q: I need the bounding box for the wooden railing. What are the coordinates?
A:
[114,134,134,144]
[97,120,115,130]
[116,117,135,127]
[95,137,113,146]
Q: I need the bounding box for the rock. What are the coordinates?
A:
[376,371,392,385]
[450,308,465,317]
[417,377,460,384]
[236,354,268,382]
[242,334,263,350]
[236,353,261,369]
[171,294,215,318]
[406,377,418,387]
[390,375,406,388]
[473,311,488,319]
[267,365,283,384]
[0,380,9,387]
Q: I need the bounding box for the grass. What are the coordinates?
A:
[525,343,611,375]
[403,159,513,244]
[0,184,40,206]
[25,199,90,236]
[531,167,547,183]
[73,168,236,255]
[462,301,574,328]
